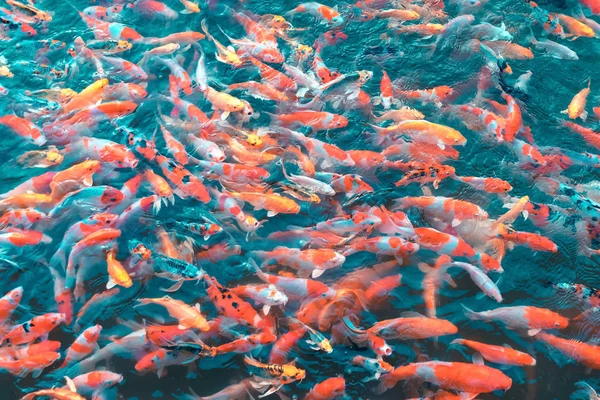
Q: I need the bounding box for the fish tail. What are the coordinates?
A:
[366,124,385,146]
[248,258,268,281]
[461,304,482,320]
[341,316,367,335]
[374,373,398,395]
[50,247,66,271]
[200,19,212,42]
[243,355,264,369]
[574,381,597,396]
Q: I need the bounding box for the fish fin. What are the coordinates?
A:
[581,110,588,121]
[180,9,192,14]
[297,88,308,97]
[452,218,461,227]
[32,369,43,378]
[472,352,484,365]
[153,196,162,214]
[160,280,184,292]
[417,262,432,274]
[393,253,403,265]
[220,111,230,121]
[106,276,117,289]
[311,269,325,279]
[444,273,457,288]
[262,305,271,315]
[65,376,77,392]
[320,160,332,169]
[527,329,541,336]
[421,186,433,196]
[574,381,598,396]
[400,311,426,318]
[267,211,277,217]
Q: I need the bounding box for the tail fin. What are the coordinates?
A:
[574,381,599,397]
[462,304,482,320]
[247,258,268,282]
[374,373,399,395]
[50,247,67,272]
[366,123,387,146]
[341,316,367,335]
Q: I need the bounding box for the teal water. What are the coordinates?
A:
[1,0,600,399]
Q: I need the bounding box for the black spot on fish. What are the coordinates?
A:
[232,302,239,309]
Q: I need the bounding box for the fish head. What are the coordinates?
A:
[240,100,255,119]
[92,213,118,227]
[331,15,345,27]
[352,211,382,227]
[135,350,164,372]
[80,159,102,175]
[246,133,263,147]
[554,315,569,329]
[100,188,125,205]
[330,252,346,268]
[265,284,288,305]
[322,377,345,396]
[20,23,37,37]
[6,286,23,304]
[369,334,392,357]
[477,252,503,273]
[242,215,261,232]
[47,312,67,327]
[452,238,475,257]
[129,84,148,100]
[85,324,103,342]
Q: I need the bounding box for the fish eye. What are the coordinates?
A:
[110,197,116,202]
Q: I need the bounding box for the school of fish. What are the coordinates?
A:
[1,0,600,398]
